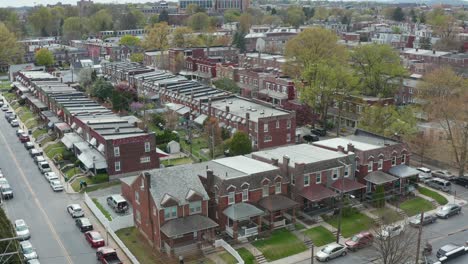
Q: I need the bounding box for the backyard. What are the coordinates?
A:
[44,142,70,160]
[304,226,336,247]
[0,81,11,91]
[323,211,375,238]
[71,173,110,192]
[418,187,448,205]
[399,197,435,217]
[371,207,403,225]
[252,229,307,261]
[32,128,48,139]
[161,157,193,167]
[237,248,256,264]
[116,227,157,264]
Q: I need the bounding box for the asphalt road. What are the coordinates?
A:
[0,111,95,263]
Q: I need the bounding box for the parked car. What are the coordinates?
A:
[0,178,8,188]
[409,213,437,227]
[19,133,30,143]
[29,148,43,158]
[345,232,374,251]
[433,170,456,181]
[7,114,16,122]
[1,183,13,199]
[4,110,14,119]
[14,219,31,240]
[436,204,461,219]
[426,178,451,192]
[380,224,404,239]
[67,204,84,218]
[44,172,58,182]
[85,231,105,248]
[24,142,34,150]
[33,156,45,164]
[38,161,51,174]
[16,129,24,136]
[76,217,93,232]
[27,259,40,264]
[315,243,347,262]
[436,243,465,258]
[311,127,327,137]
[96,247,122,264]
[50,180,63,192]
[453,177,468,188]
[10,119,19,127]
[417,167,433,183]
[106,195,129,214]
[0,99,3,107]
[20,241,38,261]
[303,134,320,142]
[1,105,9,111]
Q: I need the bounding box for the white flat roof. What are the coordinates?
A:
[253,144,349,164]
[213,156,278,177]
[314,138,378,151]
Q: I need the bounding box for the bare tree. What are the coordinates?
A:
[373,221,418,264]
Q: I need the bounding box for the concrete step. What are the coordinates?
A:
[304,240,313,249]
[255,254,267,264]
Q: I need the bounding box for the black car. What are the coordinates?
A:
[75,217,93,232]
[453,176,468,188]
[303,134,320,142]
[311,128,327,137]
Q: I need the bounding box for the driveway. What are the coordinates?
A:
[89,186,132,220]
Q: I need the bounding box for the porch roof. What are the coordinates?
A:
[223,203,264,221]
[330,178,366,193]
[258,195,298,212]
[389,165,419,178]
[299,185,338,202]
[364,171,398,185]
[160,215,218,238]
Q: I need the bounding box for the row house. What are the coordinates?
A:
[167,47,239,74]
[252,144,363,217]
[215,62,239,82]
[313,129,413,200]
[238,53,285,70]
[183,57,221,83]
[102,62,153,84]
[244,28,299,53]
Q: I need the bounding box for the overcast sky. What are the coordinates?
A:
[1,0,178,8]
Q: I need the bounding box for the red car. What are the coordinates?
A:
[345,232,374,251]
[19,133,30,143]
[85,231,105,248]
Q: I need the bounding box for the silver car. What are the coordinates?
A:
[20,241,38,260]
[436,204,461,219]
[50,180,64,192]
[15,219,30,240]
[44,172,58,182]
[409,213,437,227]
[315,243,347,262]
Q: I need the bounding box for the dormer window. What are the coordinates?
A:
[189,201,202,214]
[228,192,235,205]
[164,206,177,220]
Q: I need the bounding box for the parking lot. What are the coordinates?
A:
[88,185,132,220]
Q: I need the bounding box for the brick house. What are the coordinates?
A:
[238,53,285,70]
[121,168,218,255]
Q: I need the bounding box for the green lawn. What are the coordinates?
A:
[19,111,34,122]
[0,81,11,91]
[323,212,375,238]
[252,229,307,261]
[177,130,211,161]
[304,226,336,247]
[24,119,38,129]
[44,142,68,159]
[84,181,120,193]
[116,227,156,264]
[219,252,237,264]
[32,128,47,139]
[371,207,403,225]
[238,248,256,264]
[295,223,306,230]
[72,174,110,192]
[399,197,435,217]
[418,187,448,205]
[161,157,193,166]
[92,198,112,221]
[3,93,16,102]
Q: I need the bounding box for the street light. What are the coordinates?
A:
[335,159,348,243]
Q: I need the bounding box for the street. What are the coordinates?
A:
[0,113,95,263]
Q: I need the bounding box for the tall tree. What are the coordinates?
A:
[35,48,55,67]
[90,77,113,102]
[285,6,305,28]
[159,9,169,23]
[0,8,23,36]
[63,17,88,41]
[313,6,329,21]
[130,53,144,63]
[28,6,53,36]
[392,7,405,22]
[119,34,141,47]
[143,22,170,50]
[228,131,252,156]
[186,4,204,15]
[409,9,417,23]
[232,30,246,52]
[0,22,23,65]
[427,8,457,40]
[418,68,468,176]
[238,13,253,34]
[112,82,137,112]
[88,9,113,33]
[171,27,200,48]
[188,12,210,31]
[351,44,407,97]
[224,9,240,23]
[358,105,417,139]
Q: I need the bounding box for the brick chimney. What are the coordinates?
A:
[206,169,214,196]
[347,143,355,153]
[282,155,290,177]
[143,171,154,245]
[337,145,346,153]
[271,158,279,166]
[225,106,230,113]
[245,112,250,131]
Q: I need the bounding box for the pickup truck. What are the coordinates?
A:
[96,247,122,264]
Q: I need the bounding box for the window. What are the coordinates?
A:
[392,156,397,166]
[114,146,120,157]
[135,191,140,204]
[228,192,235,205]
[286,133,291,142]
[189,201,202,214]
[115,161,121,172]
[264,135,272,142]
[275,182,282,194]
[287,120,291,129]
[316,174,321,184]
[304,175,310,186]
[262,185,269,197]
[276,120,279,128]
[291,173,295,185]
[368,161,373,172]
[144,142,150,152]
[332,169,339,180]
[402,154,407,164]
[164,206,177,220]
[242,189,249,201]
[346,166,351,177]
[140,157,151,163]
[355,160,359,171]
[135,210,141,224]
[264,123,269,132]
[378,159,383,170]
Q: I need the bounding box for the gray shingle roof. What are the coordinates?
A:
[160,215,218,238]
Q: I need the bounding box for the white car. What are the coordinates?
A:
[0,178,8,187]
[16,129,24,136]
[1,105,8,111]
[14,219,30,240]
[10,119,19,127]
[315,243,347,262]
[67,204,84,218]
[50,180,64,192]
[380,224,404,239]
[20,241,38,260]
[44,172,58,182]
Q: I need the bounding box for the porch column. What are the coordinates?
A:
[270,212,274,230]
[257,215,262,233]
[233,220,238,240]
[292,207,296,224]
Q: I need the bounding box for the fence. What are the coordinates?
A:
[84,192,140,264]
[214,239,244,264]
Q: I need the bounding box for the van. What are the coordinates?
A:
[106,195,129,213]
[427,178,451,192]
[417,167,432,183]
[38,161,51,174]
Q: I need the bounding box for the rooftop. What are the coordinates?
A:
[253,144,349,164]
[212,156,278,178]
[313,130,399,151]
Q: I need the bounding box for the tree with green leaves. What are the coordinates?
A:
[188,12,210,31]
[213,78,240,94]
[285,6,305,28]
[112,82,137,111]
[119,34,141,47]
[0,8,24,36]
[171,27,200,48]
[186,4,205,15]
[409,9,417,23]
[159,9,169,23]
[63,17,88,41]
[35,48,55,67]
[358,105,417,139]
[130,53,143,63]
[351,44,407,97]
[0,207,21,263]
[0,22,23,65]
[239,13,253,34]
[143,22,170,50]
[224,9,240,23]
[149,14,159,25]
[79,68,94,90]
[232,30,246,52]
[89,77,113,102]
[392,7,405,22]
[228,131,252,156]
[88,9,113,33]
[28,6,53,36]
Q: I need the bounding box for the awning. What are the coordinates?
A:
[364,171,398,185]
[331,178,366,192]
[77,127,83,134]
[259,89,288,100]
[299,185,338,202]
[258,195,298,212]
[223,203,264,221]
[75,142,107,170]
[194,114,208,125]
[54,122,71,132]
[97,144,105,153]
[175,106,190,115]
[160,214,218,238]
[389,165,419,178]
[90,138,97,146]
[71,123,77,129]
[61,133,85,149]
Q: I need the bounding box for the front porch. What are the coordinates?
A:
[258,195,298,229]
[223,203,264,240]
[298,184,338,218]
[330,178,366,201]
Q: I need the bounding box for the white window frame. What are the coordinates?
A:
[286,133,291,142]
[287,120,291,129]
[242,189,249,201]
[276,120,279,128]
[135,191,140,204]
[189,201,202,214]
[264,123,269,132]
[135,210,141,224]
[291,173,295,185]
[332,168,339,180]
[275,181,282,194]
[264,135,272,142]
[262,185,269,197]
[164,206,177,220]
[115,161,121,172]
[114,146,120,157]
[316,173,321,184]
[140,156,151,163]
[378,159,383,170]
[368,161,373,172]
[228,192,235,205]
[402,154,406,164]
[304,175,310,186]
[144,142,151,152]
[391,156,397,166]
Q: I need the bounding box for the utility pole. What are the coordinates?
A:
[310,243,314,264]
[415,211,424,264]
[336,160,347,243]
